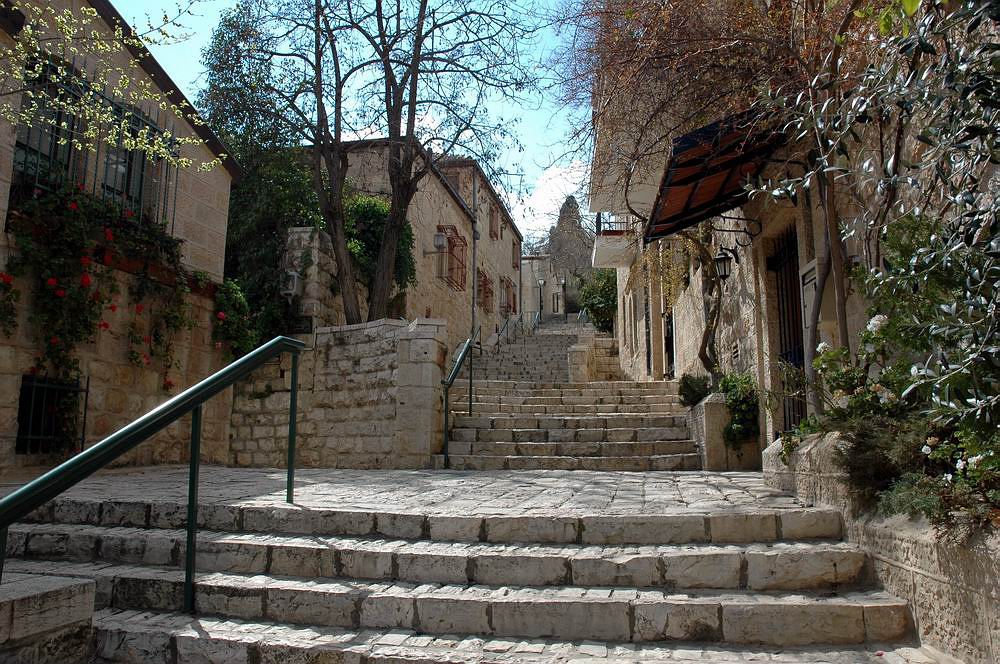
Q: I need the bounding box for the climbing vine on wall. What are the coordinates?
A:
[626,239,691,313]
[2,186,197,388]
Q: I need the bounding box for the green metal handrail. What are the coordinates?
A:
[494,313,520,353]
[441,326,480,469]
[0,335,305,614]
[531,310,541,332]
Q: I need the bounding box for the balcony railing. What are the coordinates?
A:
[596,214,630,235]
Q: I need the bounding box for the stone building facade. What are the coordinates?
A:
[283,144,523,355]
[590,117,870,446]
[0,0,237,473]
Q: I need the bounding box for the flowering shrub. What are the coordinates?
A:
[2,186,195,387]
[212,279,259,358]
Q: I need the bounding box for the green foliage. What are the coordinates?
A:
[578,268,616,333]
[752,2,1000,532]
[2,186,192,387]
[344,193,417,293]
[719,372,759,448]
[212,280,259,358]
[678,374,711,408]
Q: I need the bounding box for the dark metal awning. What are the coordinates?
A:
[644,114,783,243]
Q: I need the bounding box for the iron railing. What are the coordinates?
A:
[530,310,541,333]
[494,313,521,353]
[441,326,480,469]
[0,335,306,614]
[15,375,90,456]
[596,213,629,235]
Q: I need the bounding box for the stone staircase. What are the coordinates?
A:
[439,381,700,471]
[2,475,920,662]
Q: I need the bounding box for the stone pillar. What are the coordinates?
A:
[393,318,448,461]
[567,342,593,383]
[690,393,761,471]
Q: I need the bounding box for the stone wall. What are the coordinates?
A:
[230,318,447,469]
[0,268,230,474]
[689,393,761,471]
[764,433,999,664]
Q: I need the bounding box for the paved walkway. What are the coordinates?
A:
[3,466,804,516]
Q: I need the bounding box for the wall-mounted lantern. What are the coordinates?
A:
[280,269,303,303]
[714,247,740,281]
[425,230,448,256]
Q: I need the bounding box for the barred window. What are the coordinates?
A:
[437,225,467,291]
[489,206,499,239]
[477,268,495,312]
[11,59,178,224]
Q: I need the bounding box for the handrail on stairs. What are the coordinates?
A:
[0,335,306,614]
[494,312,520,353]
[441,326,481,469]
[530,310,540,333]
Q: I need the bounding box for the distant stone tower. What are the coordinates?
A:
[546,195,594,311]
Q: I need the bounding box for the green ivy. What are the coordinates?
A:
[212,279,259,358]
[578,268,616,333]
[344,193,416,292]
[719,372,760,448]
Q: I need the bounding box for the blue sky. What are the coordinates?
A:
[113,0,588,242]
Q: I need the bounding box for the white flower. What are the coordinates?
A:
[816,341,832,354]
[866,314,889,334]
[943,473,953,483]
[864,343,876,353]
[955,459,966,471]
[921,445,932,455]
[968,455,984,468]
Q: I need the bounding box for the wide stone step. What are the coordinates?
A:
[458,380,679,391]
[6,523,867,591]
[5,560,910,646]
[447,440,699,458]
[449,395,681,407]
[20,496,843,545]
[451,404,683,415]
[450,427,690,444]
[452,414,687,429]
[437,453,702,471]
[94,608,937,663]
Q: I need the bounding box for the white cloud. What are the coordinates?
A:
[510,161,589,244]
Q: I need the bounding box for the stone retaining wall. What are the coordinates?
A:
[689,394,760,471]
[764,433,998,664]
[230,318,447,469]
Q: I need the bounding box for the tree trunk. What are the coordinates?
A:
[366,203,406,321]
[805,222,831,414]
[679,229,722,385]
[821,178,852,356]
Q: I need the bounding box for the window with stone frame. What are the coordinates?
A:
[512,239,520,270]
[489,205,499,240]
[477,268,495,312]
[437,225,467,291]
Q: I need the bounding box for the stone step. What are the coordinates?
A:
[4,560,910,646]
[94,608,937,663]
[458,381,679,391]
[436,453,703,472]
[446,440,699,458]
[20,496,843,545]
[449,427,690,444]
[6,523,867,591]
[449,394,681,406]
[452,415,687,429]
[450,404,682,415]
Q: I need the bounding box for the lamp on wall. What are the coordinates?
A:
[714,247,740,281]
[280,269,303,303]
[424,231,448,256]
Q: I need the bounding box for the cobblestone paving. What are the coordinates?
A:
[2,466,804,516]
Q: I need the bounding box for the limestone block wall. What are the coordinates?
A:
[688,393,761,471]
[230,318,447,469]
[764,433,999,664]
[0,267,230,474]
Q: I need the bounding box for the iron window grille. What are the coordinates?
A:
[10,57,180,226]
[437,225,467,291]
[15,374,90,457]
[512,240,519,270]
[477,268,495,312]
[489,206,499,240]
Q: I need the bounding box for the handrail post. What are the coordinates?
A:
[443,385,450,468]
[183,404,203,614]
[286,351,299,504]
[0,526,7,581]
